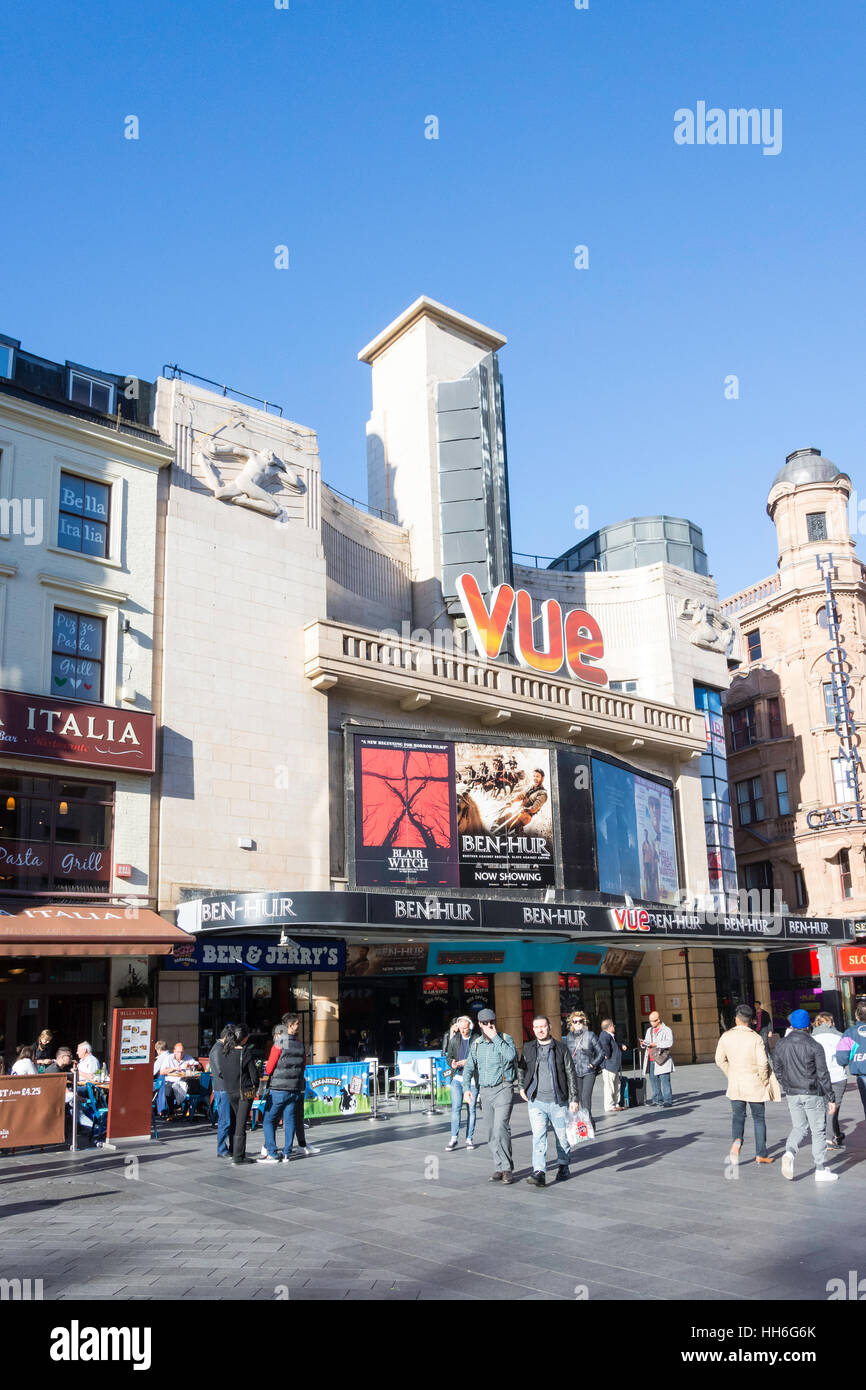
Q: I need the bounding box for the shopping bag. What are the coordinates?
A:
[566,1107,595,1146]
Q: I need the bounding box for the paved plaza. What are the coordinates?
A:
[1,1064,863,1302]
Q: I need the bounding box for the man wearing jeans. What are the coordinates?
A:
[714,1005,774,1165]
[518,1017,579,1188]
[258,1015,306,1164]
[641,1011,675,1107]
[461,1008,518,1183]
[445,1016,479,1151]
[773,1009,839,1184]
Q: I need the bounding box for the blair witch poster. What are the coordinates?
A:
[353,736,459,887]
[455,743,555,889]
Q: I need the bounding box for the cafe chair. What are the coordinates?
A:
[82,1084,109,1145]
[183,1072,212,1121]
[388,1061,431,1111]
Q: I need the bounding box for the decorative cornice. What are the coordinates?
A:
[37,571,128,604]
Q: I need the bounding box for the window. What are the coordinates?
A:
[0,773,113,894]
[51,609,105,700]
[57,471,110,557]
[730,704,756,750]
[794,869,808,909]
[832,757,858,805]
[775,770,790,816]
[767,697,783,738]
[823,682,838,726]
[736,776,765,826]
[609,680,638,693]
[744,861,773,892]
[806,512,828,542]
[0,345,13,378]
[746,630,762,661]
[68,371,114,415]
[839,849,853,901]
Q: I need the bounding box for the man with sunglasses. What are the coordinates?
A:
[461,1008,519,1183]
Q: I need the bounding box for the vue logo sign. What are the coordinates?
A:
[611,907,650,932]
[455,573,607,685]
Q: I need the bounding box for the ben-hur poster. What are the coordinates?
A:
[455,743,555,888]
[353,735,459,887]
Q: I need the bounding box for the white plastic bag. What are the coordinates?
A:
[566,1107,595,1146]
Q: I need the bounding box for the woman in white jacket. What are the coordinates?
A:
[812,1013,847,1147]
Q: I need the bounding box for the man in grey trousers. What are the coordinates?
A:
[461,1008,519,1184]
[773,1008,839,1183]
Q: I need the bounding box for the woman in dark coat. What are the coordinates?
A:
[219,1026,259,1165]
[564,1010,605,1122]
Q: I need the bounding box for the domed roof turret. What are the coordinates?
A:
[771,447,841,489]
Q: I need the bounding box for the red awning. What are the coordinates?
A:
[0,904,194,957]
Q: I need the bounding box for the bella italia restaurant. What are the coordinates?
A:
[169,569,854,1065]
[0,690,192,1066]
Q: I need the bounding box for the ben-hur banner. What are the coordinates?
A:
[353,734,555,890]
[176,890,854,944]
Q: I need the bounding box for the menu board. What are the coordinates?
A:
[119,1015,152,1065]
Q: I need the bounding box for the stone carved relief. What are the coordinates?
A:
[679,598,735,655]
[193,418,306,524]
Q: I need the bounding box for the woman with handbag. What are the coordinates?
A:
[714,1004,778,1165]
[564,1011,605,1122]
[218,1025,259,1165]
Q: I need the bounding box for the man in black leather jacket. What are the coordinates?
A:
[773,1010,838,1183]
[518,1017,579,1188]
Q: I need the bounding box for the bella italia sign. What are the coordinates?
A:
[0,690,154,773]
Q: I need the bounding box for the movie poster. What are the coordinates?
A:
[454,743,555,888]
[353,735,458,887]
[592,758,678,905]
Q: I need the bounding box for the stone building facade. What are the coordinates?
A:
[721,448,866,1022]
[154,301,848,1065]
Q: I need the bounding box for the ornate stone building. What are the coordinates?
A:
[721,448,866,1022]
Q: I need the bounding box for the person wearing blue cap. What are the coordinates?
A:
[772,1010,839,1183]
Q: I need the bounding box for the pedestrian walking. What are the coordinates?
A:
[597,1018,627,1111]
[773,1009,838,1183]
[208,1026,235,1156]
[518,1016,579,1187]
[564,1011,604,1121]
[258,1013,306,1164]
[218,1026,259,1165]
[444,1015,479,1151]
[752,1001,773,1047]
[460,1008,518,1183]
[812,1012,848,1148]
[714,1005,777,1165]
[835,1002,866,1121]
[640,1010,675,1107]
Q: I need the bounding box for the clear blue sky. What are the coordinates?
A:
[3,0,864,597]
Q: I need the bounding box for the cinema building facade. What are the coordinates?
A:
[146,298,851,1063]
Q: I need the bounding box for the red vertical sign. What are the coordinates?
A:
[106,1007,157,1142]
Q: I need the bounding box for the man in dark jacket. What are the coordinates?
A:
[518,1017,579,1188]
[773,1010,838,1183]
[258,1014,307,1164]
[598,1019,627,1111]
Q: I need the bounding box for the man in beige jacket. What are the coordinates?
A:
[715,1004,775,1165]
